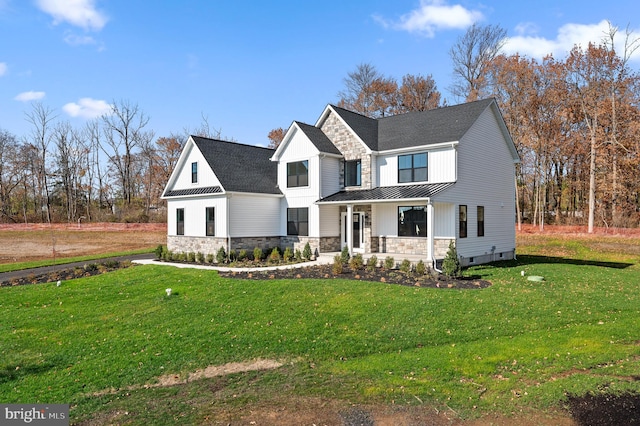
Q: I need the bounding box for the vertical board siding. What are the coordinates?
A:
[171,142,222,190]
[319,204,340,236]
[167,196,228,237]
[321,156,341,197]
[377,146,456,186]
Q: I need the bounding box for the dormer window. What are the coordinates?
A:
[345,159,361,187]
[398,153,427,183]
[191,162,198,184]
[287,160,308,188]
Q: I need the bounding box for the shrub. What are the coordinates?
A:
[384,256,395,269]
[161,246,169,261]
[340,246,350,265]
[216,246,227,264]
[294,249,302,261]
[269,247,281,263]
[228,250,237,262]
[176,252,187,262]
[349,253,364,270]
[196,252,205,263]
[238,249,248,261]
[366,255,378,272]
[154,245,163,259]
[187,252,196,263]
[442,241,462,278]
[302,242,312,261]
[332,255,343,275]
[253,247,263,262]
[283,247,293,262]
[166,250,174,261]
[415,259,426,275]
[400,259,412,273]
[206,253,215,264]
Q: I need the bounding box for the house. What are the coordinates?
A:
[162,98,520,267]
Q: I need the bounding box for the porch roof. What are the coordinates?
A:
[163,185,223,198]
[316,182,454,204]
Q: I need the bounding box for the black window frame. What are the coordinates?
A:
[287,208,309,236]
[477,206,485,237]
[398,206,427,237]
[398,152,427,183]
[287,160,309,188]
[344,159,361,187]
[206,207,215,236]
[459,205,467,238]
[191,162,198,184]
[176,208,185,236]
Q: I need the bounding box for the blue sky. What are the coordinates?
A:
[2,0,640,147]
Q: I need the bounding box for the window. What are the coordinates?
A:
[287,208,308,236]
[398,153,427,183]
[398,206,427,237]
[459,205,467,238]
[206,207,215,236]
[176,208,184,235]
[287,160,308,187]
[477,206,485,237]
[191,162,198,184]
[345,159,361,187]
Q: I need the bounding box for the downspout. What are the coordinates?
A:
[226,193,231,258]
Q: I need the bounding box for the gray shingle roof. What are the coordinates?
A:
[329,105,379,150]
[192,136,281,195]
[317,183,454,203]
[295,122,341,155]
[163,186,222,198]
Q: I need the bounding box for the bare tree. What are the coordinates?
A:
[0,129,22,221]
[101,100,154,206]
[24,102,57,222]
[337,63,381,116]
[399,73,441,112]
[450,23,507,101]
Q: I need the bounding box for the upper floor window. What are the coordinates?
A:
[191,162,198,184]
[287,160,308,188]
[176,208,185,235]
[459,205,467,238]
[398,206,427,237]
[477,206,485,237]
[287,208,309,236]
[206,207,215,236]
[345,159,361,187]
[398,153,427,183]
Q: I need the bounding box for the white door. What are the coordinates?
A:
[341,212,365,252]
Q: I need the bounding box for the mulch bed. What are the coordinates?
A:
[566,392,640,425]
[217,263,491,289]
[0,261,133,287]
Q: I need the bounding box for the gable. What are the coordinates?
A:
[162,138,223,197]
[272,121,340,161]
[316,105,375,153]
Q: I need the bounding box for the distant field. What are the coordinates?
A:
[0,223,166,264]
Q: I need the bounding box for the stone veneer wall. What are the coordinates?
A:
[320,111,372,190]
[372,237,454,258]
[167,235,226,256]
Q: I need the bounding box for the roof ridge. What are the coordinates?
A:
[191,135,275,151]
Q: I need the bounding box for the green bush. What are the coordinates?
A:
[294,249,302,261]
[332,255,343,275]
[340,246,350,265]
[154,245,163,259]
[349,253,364,270]
[400,259,412,273]
[206,253,214,264]
[442,241,462,278]
[384,256,395,269]
[302,243,312,261]
[283,247,293,262]
[196,252,205,263]
[238,249,248,261]
[216,246,227,264]
[187,252,196,263]
[269,247,281,263]
[253,247,263,262]
[415,259,426,275]
[366,255,378,272]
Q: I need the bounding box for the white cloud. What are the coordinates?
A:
[36,0,108,31]
[64,32,96,46]
[63,97,112,119]
[504,20,640,61]
[374,0,483,38]
[0,62,6,76]
[14,91,46,101]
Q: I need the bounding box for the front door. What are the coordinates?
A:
[341,212,364,252]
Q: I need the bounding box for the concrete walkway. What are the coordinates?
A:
[132,256,334,272]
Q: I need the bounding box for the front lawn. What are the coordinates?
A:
[1,234,640,424]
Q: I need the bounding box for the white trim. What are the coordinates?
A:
[375,141,459,156]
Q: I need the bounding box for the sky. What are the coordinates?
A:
[2,0,640,147]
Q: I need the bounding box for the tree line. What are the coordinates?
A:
[2,22,639,231]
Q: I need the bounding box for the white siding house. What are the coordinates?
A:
[162,98,519,267]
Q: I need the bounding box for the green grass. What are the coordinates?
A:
[1,237,640,424]
[0,248,153,273]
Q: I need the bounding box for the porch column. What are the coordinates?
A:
[346,204,353,256]
[426,200,434,266]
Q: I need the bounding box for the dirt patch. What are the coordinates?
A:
[566,392,640,425]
